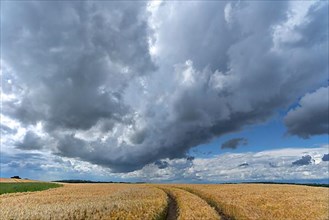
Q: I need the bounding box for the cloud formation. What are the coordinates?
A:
[221,138,248,150]
[1,144,328,183]
[1,1,328,172]
[15,131,44,150]
[154,160,169,169]
[292,155,314,166]
[322,154,329,162]
[124,145,329,182]
[285,86,329,138]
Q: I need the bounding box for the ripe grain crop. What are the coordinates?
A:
[0,183,167,220]
[177,184,329,220]
[0,178,38,183]
[158,186,220,220]
[1,183,328,220]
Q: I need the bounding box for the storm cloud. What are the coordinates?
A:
[1,1,328,172]
[221,138,248,150]
[285,86,329,138]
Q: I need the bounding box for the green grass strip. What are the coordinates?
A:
[0,182,62,195]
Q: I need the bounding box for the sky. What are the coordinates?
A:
[0,0,328,183]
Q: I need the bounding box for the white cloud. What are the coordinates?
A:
[123,145,329,182]
[224,3,233,24]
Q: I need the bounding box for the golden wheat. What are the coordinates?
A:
[0,183,167,220]
[0,178,38,183]
[158,185,220,220]
[177,184,329,220]
[1,183,328,220]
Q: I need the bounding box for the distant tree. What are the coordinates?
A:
[11,176,21,179]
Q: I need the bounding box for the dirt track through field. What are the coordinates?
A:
[165,193,178,220]
[177,187,234,220]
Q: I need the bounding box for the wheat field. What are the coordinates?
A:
[0,178,38,183]
[0,183,328,220]
[0,183,167,220]
[158,185,220,220]
[177,184,329,220]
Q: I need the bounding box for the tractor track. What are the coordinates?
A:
[165,192,178,220]
[175,187,234,220]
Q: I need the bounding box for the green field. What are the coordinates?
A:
[0,182,62,195]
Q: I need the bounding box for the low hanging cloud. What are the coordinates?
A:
[322,154,329,162]
[238,162,249,167]
[292,155,314,166]
[285,86,329,138]
[221,138,248,150]
[124,145,329,182]
[1,1,328,172]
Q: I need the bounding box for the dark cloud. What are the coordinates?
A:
[15,131,44,150]
[238,162,249,167]
[186,156,195,161]
[285,86,329,138]
[292,155,314,166]
[221,138,248,150]
[24,162,43,171]
[2,1,154,131]
[7,161,20,169]
[1,1,328,173]
[0,152,47,176]
[322,154,329,162]
[154,160,169,169]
